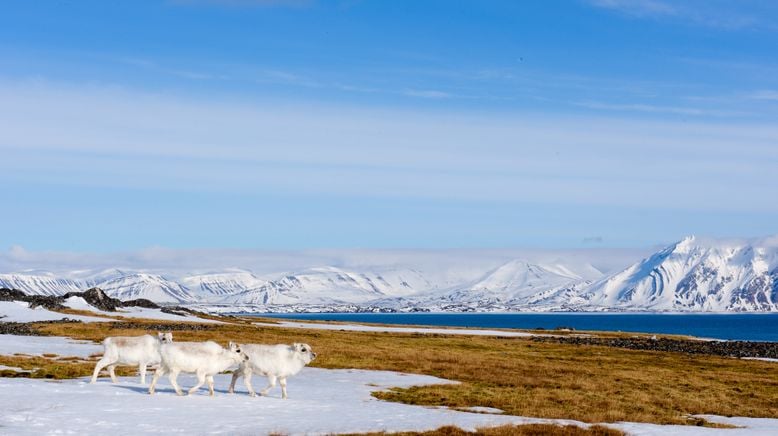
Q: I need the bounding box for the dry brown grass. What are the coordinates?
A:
[0,354,134,379]
[53,308,116,319]
[26,319,778,426]
[345,423,623,436]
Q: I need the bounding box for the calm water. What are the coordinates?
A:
[253,312,778,342]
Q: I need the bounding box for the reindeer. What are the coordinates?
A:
[228,343,316,399]
[148,341,248,396]
[90,332,173,385]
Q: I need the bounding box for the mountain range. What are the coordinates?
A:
[1,236,777,312]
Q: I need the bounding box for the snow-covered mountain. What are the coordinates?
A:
[580,236,778,312]
[180,270,269,298]
[375,260,601,311]
[2,236,777,311]
[0,272,81,297]
[219,267,429,305]
[94,272,198,304]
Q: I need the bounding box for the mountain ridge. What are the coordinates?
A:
[1,236,777,312]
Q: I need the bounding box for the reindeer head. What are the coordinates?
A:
[293,343,316,364]
[228,342,250,363]
[157,332,173,343]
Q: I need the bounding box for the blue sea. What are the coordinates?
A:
[253,312,778,342]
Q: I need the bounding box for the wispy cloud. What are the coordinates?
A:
[0,245,648,276]
[402,89,452,99]
[589,0,676,16]
[2,79,777,214]
[573,100,750,117]
[748,90,778,101]
[255,69,321,87]
[586,0,763,30]
[116,57,228,81]
[170,0,313,8]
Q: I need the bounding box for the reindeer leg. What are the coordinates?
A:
[206,375,215,397]
[260,374,276,397]
[148,367,164,395]
[188,371,206,396]
[107,365,118,383]
[244,368,256,397]
[279,377,288,399]
[228,367,241,394]
[139,362,147,385]
[90,357,112,384]
[169,369,183,396]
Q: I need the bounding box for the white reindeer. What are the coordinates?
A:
[90,332,173,385]
[148,341,249,396]
[228,343,316,399]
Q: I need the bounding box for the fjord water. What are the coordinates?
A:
[256,313,778,342]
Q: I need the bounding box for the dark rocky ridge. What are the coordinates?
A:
[108,321,220,331]
[532,336,778,359]
[0,319,83,336]
[1,287,159,312]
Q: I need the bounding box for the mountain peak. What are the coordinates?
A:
[672,235,697,253]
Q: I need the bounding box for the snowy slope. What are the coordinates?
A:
[0,272,81,296]
[377,260,601,311]
[93,272,198,303]
[180,270,269,298]
[469,260,600,299]
[581,236,778,311]
[220,267,428,305]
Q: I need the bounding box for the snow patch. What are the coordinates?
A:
[741,357,778,363]
[63,297,222,323]
[0,300,108,323]
[0,334,101,358]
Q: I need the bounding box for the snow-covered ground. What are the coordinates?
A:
[0,370,776,435]
[0,334,101,358]
[63,296,222,323]
[0,364,30,372]
[741,357,778,363]
[0,300,108,323]
[0,298,219,324]
[0,332,775,435]
[254,321,539,337]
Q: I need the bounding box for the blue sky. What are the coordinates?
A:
[1,0,778,252]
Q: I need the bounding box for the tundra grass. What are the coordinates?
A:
[0,354,134,379]
[23,319,778,426]
[346,423,623,435]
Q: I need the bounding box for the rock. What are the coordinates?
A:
[161,306,207,317]
[0,321,39,336]
[0,288,65,310]
[531,336,778,359]
[4,287,158,312]
[108,321,219,332]
[0,288,27,301]
[62,288,123,312]
[122,299,159,309]
[0,319,82,336]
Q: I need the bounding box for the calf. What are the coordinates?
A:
[228,343,316,399]
[148,341,248,396]
[90,332,173,385]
